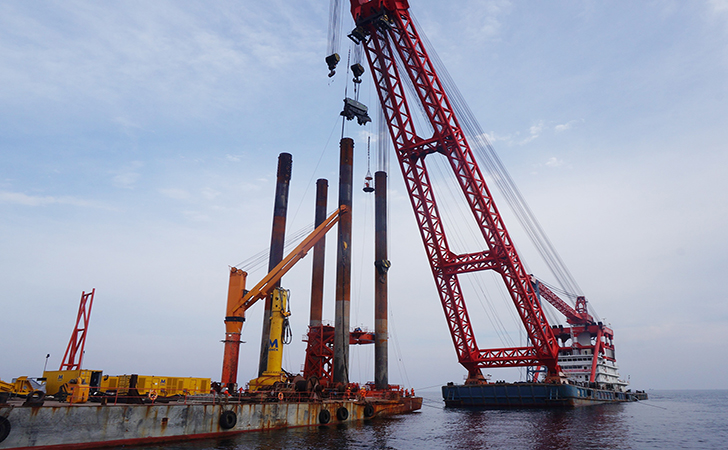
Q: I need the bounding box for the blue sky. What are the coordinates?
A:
[1,0,727,391]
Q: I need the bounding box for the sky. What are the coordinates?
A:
[1,0,727,392]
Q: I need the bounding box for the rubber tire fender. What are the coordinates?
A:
[318,409,331,424]
[0,416,10,443]
[336,406,349,421]
[363,403,375,418]
[23,391,45,407]
[27,391,45,402]
[219,410,237,430]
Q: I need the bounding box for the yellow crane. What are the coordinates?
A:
[220,205,347,391]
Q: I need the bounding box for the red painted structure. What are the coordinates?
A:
[304,326,374,385]
[59,289,95,371]
[531,277,614,383]
[347,0,562,380]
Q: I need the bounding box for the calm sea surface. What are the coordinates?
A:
[120,390,728,450]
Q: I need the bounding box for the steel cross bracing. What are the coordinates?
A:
[59,289,95,371]
[349,0,561,377]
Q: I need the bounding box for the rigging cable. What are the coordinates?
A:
[325,0,343,77]
[411,14,592,316]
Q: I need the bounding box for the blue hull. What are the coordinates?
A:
[442,383,646,408]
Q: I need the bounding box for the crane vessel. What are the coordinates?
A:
[0,144,422,450]
[340,0,647,406]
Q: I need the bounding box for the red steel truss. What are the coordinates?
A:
[303,325,375,384]
[349,0,561,378]
[530,276,594,325]
[59,289,96,371]
[303,325,335,384]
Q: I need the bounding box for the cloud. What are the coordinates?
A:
[529,121,546,136]
[708,0,728,13]
[516,121,545,145]
[111,161,144,189]
[554,119,583,133]
[112,171,141,189]
[460,0,513,42]
[545,157,565,167]
[482,131,512,143]
[159,188,190,200]
[182,210,210,222]
[0,190,109,208]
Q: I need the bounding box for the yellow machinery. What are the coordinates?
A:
[221,205,347,390]
[43,369,102,396]
[0,376,36,396]
[248,288,290,391]
[100,375,210,397]
[65,378,90,404]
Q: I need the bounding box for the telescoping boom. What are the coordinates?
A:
[220,205,348,391]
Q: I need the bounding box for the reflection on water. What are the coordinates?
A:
[439,404,630,450]
[111,390,727,450]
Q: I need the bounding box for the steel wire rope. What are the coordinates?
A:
[405,16,576,380]
[427,157,525,346]
[426,118,529,349]
[412,145,523,361]
[289,114,345,226]
[326,0,343,70]
[388,17,524,356]
[235,222,314,272]
[235,205,342,278]
[388,304,411,389]
[412,14,576,290]
[352,188,374,385]
[535,276,600,321]
[398,17,526,350]
[413,14,590,318]
[470,277,518,349]
[376,98,390,174]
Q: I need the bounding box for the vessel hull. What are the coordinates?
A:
[442,383,646,408]
[0,397,422,450]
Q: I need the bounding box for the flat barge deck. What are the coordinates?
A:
[0,394,422,450]
[442,382,647,408]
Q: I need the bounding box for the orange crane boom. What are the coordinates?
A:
[221,205,348,389]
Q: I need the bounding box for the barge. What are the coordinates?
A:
[0,392,422,450]
[1,140,422,449]
[442,382,647,408]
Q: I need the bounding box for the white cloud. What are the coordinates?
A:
[159,188,190,200]
[515,120,546,145]
[0,190,109,208]
[201,187,221,200]
[529,121,546,136]
[461,0,513,42]
[112,171,141,189]
[708,0,728,13]
[545,156,565,167]
[182,210,210,222]
[554,119,583,133]
[482,131,512,143]
[111,161,144,189]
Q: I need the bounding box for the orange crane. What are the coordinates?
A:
[220,205,348,391]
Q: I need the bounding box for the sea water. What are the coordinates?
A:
[116,390,728,450]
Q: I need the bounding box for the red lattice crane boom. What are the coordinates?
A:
[59,289,95,371]
[530,275,594,325]
[347,0,562,380]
